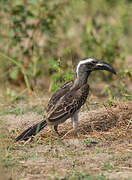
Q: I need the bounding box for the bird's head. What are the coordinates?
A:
[76,58,116,79]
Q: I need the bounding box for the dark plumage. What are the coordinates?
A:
[15,58,116,141]
[15,80,73,141]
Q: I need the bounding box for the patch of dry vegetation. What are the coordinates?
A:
[0,97,132,180]
[39,101,132,142]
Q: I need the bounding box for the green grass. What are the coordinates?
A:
[0,105,43,115]
[52,171,115,180]
[102,161,115,171]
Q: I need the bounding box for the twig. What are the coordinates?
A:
[0,51,32,96]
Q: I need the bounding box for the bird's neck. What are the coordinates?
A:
[72,71,90,89]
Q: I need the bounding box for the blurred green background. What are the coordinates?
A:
[0,0,131,100]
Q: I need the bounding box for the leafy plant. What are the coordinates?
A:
[0,52,32,95]
[0,0,131,94]
[0,1,69,88]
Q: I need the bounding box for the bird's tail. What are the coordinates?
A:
[15,118,47,142]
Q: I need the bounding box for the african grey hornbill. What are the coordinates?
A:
[15,58,116,141]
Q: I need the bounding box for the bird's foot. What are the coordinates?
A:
[73,131,78,138]
[61,129,78,140]
[56,132,63,138]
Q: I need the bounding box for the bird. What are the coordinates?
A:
[15,57,116,142]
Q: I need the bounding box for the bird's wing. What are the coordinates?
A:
[46,83,89,124]
[15,80,73,141]
[46,80,73,113]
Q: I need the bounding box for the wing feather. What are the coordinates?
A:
[47,84,89,124]
[46,80,73,113]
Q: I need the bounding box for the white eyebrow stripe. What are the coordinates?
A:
[76,58,94,75]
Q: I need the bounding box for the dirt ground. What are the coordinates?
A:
[0,95,132,180]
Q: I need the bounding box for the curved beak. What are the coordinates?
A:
[94,60,116,75]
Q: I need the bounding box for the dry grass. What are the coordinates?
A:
[0,97,132,180]
[38,101,132,142]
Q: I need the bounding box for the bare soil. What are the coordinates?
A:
[0,96,132,180]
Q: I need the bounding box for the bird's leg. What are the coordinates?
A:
[61,111,79,139]
[52,125,62,137]
[71,116,74,123]
[72,111,79,137]
[54,125,59,134]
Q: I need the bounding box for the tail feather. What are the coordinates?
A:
[15,118,47,142]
